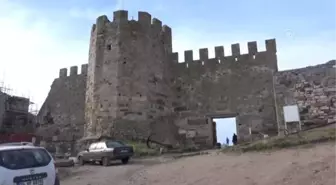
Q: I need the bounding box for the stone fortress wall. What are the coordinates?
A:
[36,64,88,142]
[36,10,336,150]
[170,39,278,145]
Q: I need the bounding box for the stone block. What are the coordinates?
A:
[186,130,197,138]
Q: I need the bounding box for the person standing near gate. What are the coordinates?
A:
[232,133,238,145]
[226,137,229,145]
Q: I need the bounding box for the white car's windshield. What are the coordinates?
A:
[0,148,51,170]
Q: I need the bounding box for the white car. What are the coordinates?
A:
[0,142,60,185]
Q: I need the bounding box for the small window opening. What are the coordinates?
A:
[106,44,112,50]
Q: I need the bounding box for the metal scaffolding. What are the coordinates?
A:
[0,80,38,132]
[0,81,12,95]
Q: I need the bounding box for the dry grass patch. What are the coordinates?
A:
[126,141,160,157]
[222,127,336,153]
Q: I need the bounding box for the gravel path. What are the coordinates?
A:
[61,142,335,185]
[60,157,174,185]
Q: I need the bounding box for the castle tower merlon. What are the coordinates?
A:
[184,50,193,62]
[70,66,78,76]
[215,46,225,58]
[91,24,96,33]
[152,18,162,34]
[81,64,88,75]
[96,15,110,34]
[231,43,241,57]
[162,25,172,53]
[152,18,162,27]
[199,48,209,61]
[162,25,171,35]
[247,41,258,54]
[113,10,128,23]
[170,52,179,63]
[138,11,151,27]
[265,38,277,53]
[59,68,67,78]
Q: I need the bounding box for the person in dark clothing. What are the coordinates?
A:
[226,137,229,145]
[232,133,238,145]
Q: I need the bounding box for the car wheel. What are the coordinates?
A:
[121,157,129,164]
[102,157,110,166]
[78,156,85,165]
[54,176,60,185]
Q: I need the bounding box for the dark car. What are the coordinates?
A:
[77,140,134,166]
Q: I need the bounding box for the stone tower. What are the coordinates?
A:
[84,10,175,140]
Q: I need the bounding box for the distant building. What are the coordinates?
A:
[0,89,36,134]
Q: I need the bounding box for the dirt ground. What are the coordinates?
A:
[60,142,335,185]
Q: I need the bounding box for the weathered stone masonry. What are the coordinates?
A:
[37,10,335,148]
[274,60,336,133]
[39,10,279,146]
[84,11,177,145]
[171,39,278,144]
[36,64,88,141]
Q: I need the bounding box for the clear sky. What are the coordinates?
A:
[0,0,335,111]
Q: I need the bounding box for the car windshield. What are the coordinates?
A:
[0,142,33,146]
[105,141,125,148]
[0,148,51,170]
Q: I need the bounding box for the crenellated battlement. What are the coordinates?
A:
[91,10,171,43]
[58,64,88,78]
[170,39,277,68]
[42,10,285,147]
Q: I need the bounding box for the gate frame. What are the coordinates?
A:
[205,113,239,147]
